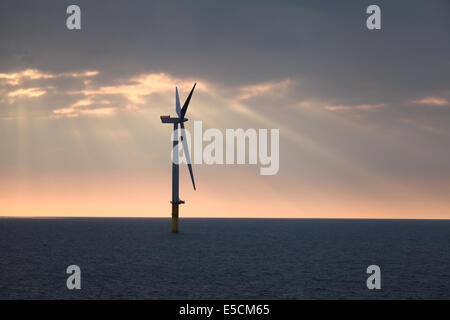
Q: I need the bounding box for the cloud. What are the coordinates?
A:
[7,87,46,98]
[1,67,391,122]
[52,99,92,116]
[324,104,386,112]
[236,78,294,100]
[297,100,387,112]
[78,107,117,116]
[74,72,204,105]
[0,68,215,119]
[52,107,77,115]
[67,71,99,78]
[51,98,115,118]
[0,69,56,85]
[71,99,93,108]
[0,69,100,105]
[51,107,116,118]
[412,97,449,106]
[0,69,98,86]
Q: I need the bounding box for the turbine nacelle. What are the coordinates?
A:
[160,116,189,124]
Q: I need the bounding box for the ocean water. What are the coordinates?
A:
[0,218,449,299]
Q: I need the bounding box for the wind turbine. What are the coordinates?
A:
[160,83,197,233]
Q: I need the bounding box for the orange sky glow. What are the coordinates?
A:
[2,172,449,219]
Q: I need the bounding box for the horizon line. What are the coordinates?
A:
[1,216,449,221]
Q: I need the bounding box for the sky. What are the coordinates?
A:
[0,0,449,218]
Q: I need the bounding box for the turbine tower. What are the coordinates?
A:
[160,83,197,233]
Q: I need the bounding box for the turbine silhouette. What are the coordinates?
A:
[160,83,197,233]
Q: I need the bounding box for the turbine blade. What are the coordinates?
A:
[175,87,181,117]
[180,83,196,119]
[180,122,196,190]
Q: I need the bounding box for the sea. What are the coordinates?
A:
[0,218,449,299]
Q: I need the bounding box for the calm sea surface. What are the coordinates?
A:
[0,218,449,299]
